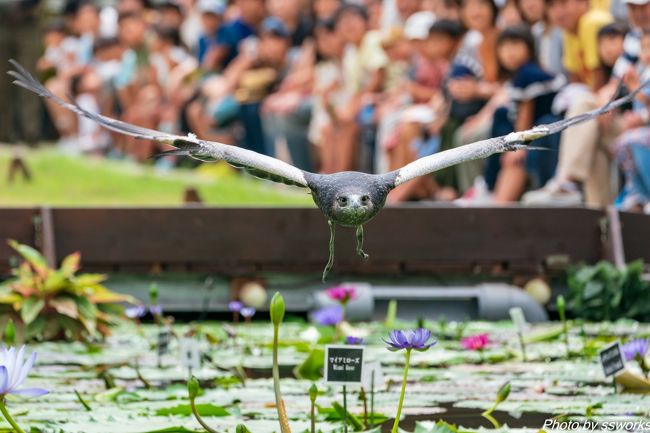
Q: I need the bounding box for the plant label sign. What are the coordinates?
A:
[179,337,201,370]
[157,328,172,356]
[325,345,365,386]
[509,307,528,334]
[362,360,384,389]
[599,342,625,378]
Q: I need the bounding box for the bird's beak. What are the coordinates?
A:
[348,195,363,208]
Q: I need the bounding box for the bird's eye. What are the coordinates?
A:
[361,195,370,204]
[337,196,348,206]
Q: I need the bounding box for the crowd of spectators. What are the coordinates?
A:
[28,0,650,210]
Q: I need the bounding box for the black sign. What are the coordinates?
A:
[157,328,172,356]
[599,342,625,378]
[325,345,365,385]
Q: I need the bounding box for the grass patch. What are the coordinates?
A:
[0,145,313,206]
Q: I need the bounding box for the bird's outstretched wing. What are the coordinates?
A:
[8,60,309,188]
[393,80,649,186]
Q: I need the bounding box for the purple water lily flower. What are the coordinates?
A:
[0,346,48,398]
[149,304,163,316]
[125,305,147,319]
[241,307,256,318]
[346,336,364,345]
[622,338,649,362]
[228,301,243,313]
[384,328,436,352]
[312,305,343,326]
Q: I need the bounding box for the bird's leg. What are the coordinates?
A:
[322,220,336,282]
[356,225,369,260]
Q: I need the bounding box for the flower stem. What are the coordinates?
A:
[273,323,291,433]
[0,399,26,433]
[391,349,411,433]
[190,397,219,433]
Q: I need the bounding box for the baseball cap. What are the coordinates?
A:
[197,0,225,15]
[404,11,436,40]
[261,16,290,39]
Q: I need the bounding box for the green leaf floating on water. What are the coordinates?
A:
[294,347,324,380]
[523,324,564,344]
[155,404,230,417]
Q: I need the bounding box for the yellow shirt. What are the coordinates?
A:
[562,8,613,89]
[591,0,610,11]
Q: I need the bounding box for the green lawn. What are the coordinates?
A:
[0,145,313,206]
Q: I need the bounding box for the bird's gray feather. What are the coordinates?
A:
[8,60,309,188]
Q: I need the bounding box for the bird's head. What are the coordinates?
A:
[307,172,395,227]
[331,188,376,227]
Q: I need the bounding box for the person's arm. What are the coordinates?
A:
[222,53,254,89]
[202,45,229,71]
[362,67,385,94]
[515,100,534,132]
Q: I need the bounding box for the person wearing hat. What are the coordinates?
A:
[196,0,225,67]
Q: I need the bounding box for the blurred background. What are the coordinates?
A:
[1,0,649,209]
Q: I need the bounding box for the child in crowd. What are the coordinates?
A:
[614,30,650,212]
[388,19,468,202]
[484,26,565,202]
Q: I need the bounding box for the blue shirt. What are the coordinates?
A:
[508,62,565,121]
[216,18,256,68]
[197,32,217,65]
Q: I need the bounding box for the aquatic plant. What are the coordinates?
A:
[270,292,291,433]
[622,338,649,378]
[482,381,510,428]
[326,286,357,321]
[0,346,48,433]
[384,329,436,433]
[312,305,343,326]
[557,295,570,357]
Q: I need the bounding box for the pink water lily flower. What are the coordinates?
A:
[0,346,48,398]
[326,286,357,304]
[461,333,490,351]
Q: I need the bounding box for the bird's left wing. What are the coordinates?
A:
[8,60,309,188]
[393,81,649,186]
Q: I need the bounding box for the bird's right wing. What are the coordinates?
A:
[393,79,649,186]
[8,60,310,188]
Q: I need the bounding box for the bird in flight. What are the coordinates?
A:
[8,60,648,280]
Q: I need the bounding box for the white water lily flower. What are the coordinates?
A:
[0,346,48,398]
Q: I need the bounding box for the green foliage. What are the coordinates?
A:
[294,347,325,381]
[155,404,230,417]
[3,319,15,346]
[567,260,650,321]
[0,240,136,342]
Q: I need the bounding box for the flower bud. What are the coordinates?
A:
[149,283,159,304]
[236,424,252,433]
[188,376,200,400]
[270,292,285,326]
[309,384,318,403]
[496,381,511,404]
[557,295,566,321]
